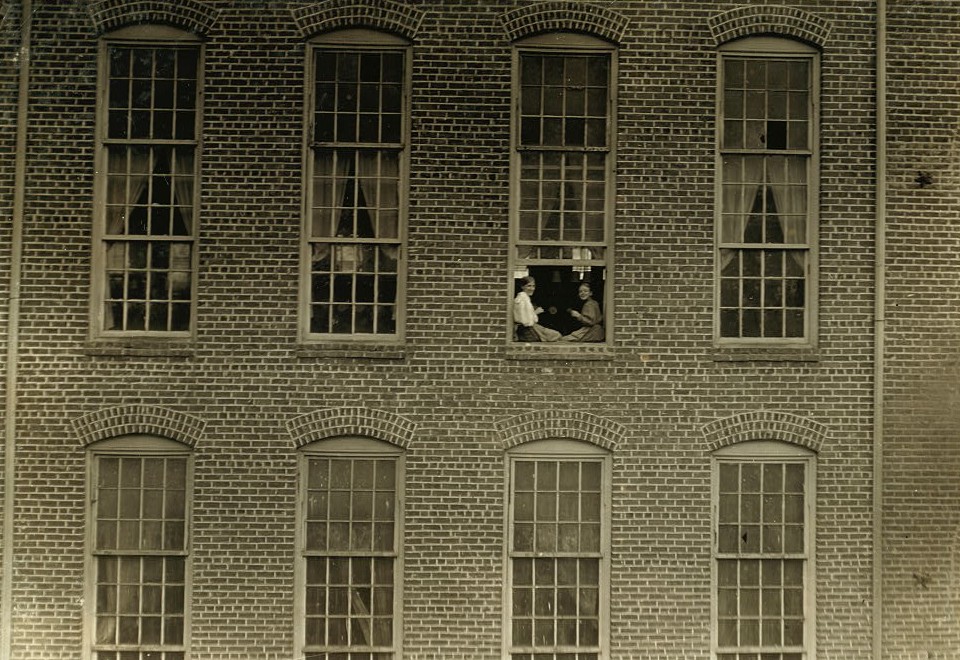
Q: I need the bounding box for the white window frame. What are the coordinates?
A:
[508,33,617,346]
[711,440,816,660]
[84,435,194,660]
[91,25,203,339]
[715,36,820,347]
[295,437,405,659]
[300,29,411,343]
[503,439,612,660]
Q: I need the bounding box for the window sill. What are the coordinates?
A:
[295,342,406,360]
[711,345,820,363]
[505,342,614,361]
[81,340,196,358]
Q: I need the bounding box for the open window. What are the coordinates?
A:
[510,33,616,345]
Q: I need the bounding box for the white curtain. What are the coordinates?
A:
[106,146,151,235]
[311,150,352,266]
[172,147,195,235]
[721,155,807,272]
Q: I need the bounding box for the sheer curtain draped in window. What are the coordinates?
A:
[721,155,806,272]
[106,147,195,235]
[311,150,399,264]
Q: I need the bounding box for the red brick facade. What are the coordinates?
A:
[0,1,951,658]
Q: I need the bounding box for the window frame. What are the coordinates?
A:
[300,29,412,344]
[711,440,817,660]
[90,25,203,340]
[502,439,612,660]
[507,32,618,347]
[714,36,820,348]
[83,434,194,660]
[295,436,406,659]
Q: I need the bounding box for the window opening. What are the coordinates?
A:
[717,41,816,342]
[98,41,200,334]
[511,37,614,344]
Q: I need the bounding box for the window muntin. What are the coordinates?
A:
[299,440,403,659]
[511,35,614,344]
[506,441,610,660]
[713,442,814,660]
[96,38,200,335]
[89,439,191,660]
[306,34,408,340]
[717,40,817,343]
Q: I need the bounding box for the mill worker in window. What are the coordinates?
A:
[514,276,560,342]
[562,281,604,342]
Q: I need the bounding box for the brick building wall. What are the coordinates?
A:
[3,1,881,658]
[884,1,960,658]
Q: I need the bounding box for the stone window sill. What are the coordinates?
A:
[505,343,614,362]
[81,340,196,358]
[296,342,407,360]
[711,345,820,363]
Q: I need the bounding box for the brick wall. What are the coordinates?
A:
[885,1,960,658]
[5,1,879,658]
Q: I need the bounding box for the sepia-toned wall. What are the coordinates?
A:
[0,1,893,658]
[885,1,960,657]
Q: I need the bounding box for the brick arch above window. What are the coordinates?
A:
[87,0,221,36]
[291,0,426,41]
[701,410,828,453]
[72,405,205,448]
[496,410,625,451]
[499,1,629,44]
[286,407,417,449]
[708,5,831,48]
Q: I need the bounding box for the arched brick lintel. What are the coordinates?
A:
[291,0,425,41]
[499,1,629,45]
[88,0,221,37]
[708,5,831,48]
[701,411,828,454]
[497,410,625,452]
[73,405,206,448]
[287,407,417,449]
